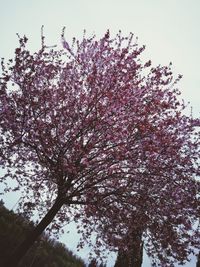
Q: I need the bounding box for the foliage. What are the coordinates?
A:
[0,29,199,267]
[0,200,86,267]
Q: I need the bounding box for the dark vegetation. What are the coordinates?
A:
[0,200,86,267]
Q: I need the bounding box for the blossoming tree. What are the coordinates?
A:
[0,29,199,267]
[77,52,200,266]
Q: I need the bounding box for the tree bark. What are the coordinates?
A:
[114,231,143,267]
[129,232,143,267]
[2,196,64,267]
[197,252,200,267]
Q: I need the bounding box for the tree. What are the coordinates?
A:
[84,84,200,267]
[80,66,200,266]
[70,37,199,266]
[0,29,199,267]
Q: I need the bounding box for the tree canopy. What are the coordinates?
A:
[0,29,199,266]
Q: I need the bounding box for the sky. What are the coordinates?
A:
[0,0,199,266]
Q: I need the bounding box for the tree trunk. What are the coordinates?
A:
[114,250,130,267]
[114,231,143,267]
[197,252,200,267]
[2,196,64,267]
[129,232,143,267]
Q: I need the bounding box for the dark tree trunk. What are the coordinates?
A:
[129,232,143,267]
[197,252,200,267]
[114,231,143,267]
[2,196,64,267]
[114,250,130,267]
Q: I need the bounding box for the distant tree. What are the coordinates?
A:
[0,28,199,267]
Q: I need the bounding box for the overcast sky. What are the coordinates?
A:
[0,1,199,266]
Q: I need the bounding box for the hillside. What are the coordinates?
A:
[0,200,86,267]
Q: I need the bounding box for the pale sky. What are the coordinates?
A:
[0,1,199,266]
